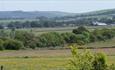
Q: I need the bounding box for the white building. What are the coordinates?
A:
[92,21,107,26]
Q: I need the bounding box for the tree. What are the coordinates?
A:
[37,32,64,47]
[61,33,78,43]
[4,39,24,50]
[0,39,4,50]
[73,26,89,34]
[15,31,37,49]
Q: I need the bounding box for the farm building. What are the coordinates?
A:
[92,21,107,26]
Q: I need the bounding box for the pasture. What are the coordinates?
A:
[0,48,114,70]
[5,25,115,35]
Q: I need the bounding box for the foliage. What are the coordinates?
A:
[15,31,37,49]
[61,33,78,43]
[0,39,4,50]
[92,53,107,70]
[4,39,24,50]
[37,32,64,47]
[68,46,93,70]
[108,64,115,70]
[0,26,115,50]
[68,46,114,70]
[72,26,89,34]
[92,28,115,41]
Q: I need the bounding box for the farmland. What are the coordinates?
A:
[0,48,115,70]
[4,25,115,35]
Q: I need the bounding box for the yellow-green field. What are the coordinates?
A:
[0,48,115,70]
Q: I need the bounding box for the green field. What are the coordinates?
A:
[4,25,114,35]
[0,48,115,70]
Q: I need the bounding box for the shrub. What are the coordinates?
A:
[0,39,4,50]
[76,34,90,45]
[72,26,89,34]
[108,64,115,70]
[37,32,64,47]
[61,33,78,43]
[15,31,37,49]
[92,28,115,41]
[68,46,94,70]
[92,53,107,70]
[68,46,111,70]
[101,28,114,39]
[4,39,24,50]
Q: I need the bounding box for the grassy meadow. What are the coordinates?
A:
[0,47,115,70]
[7,25,115,35]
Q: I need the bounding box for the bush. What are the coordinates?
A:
[72,26,89,34]
[37,32,64,47]
[76,34,90,45]
[15,31,37,49]
[92,53,107,70]
[108,64,115,70]
[0,39,4,50]
[4,39,24,50]
[68,46,112,70]
[101,28,114,39]
[68,46,94,70]
[61,33,78,43]
[92,28,115,41]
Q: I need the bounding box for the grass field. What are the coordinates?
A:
[10,25,115,35]
[0,48,115,70]
[1,26,115,36]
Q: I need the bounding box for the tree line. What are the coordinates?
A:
[1,17,115,29]
[0,26,115,50]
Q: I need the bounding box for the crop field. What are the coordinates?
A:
[0,48,114,70]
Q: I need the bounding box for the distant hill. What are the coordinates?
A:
[0,11,75,19]
[69,9,115,18]
[1,9,115,19]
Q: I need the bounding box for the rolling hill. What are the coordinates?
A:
[0,11,75,19]
[0,8,115,20]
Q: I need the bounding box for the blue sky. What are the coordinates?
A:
[0,0,115,13]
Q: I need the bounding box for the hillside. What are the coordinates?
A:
[55,9,115,25]
[0,11,74,19]
[66,8,115,18]
[1,9,115,19]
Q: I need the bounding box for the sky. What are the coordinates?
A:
[0,0,115,13]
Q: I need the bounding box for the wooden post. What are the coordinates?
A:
[1,65,3,70]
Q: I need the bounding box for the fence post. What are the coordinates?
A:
[1,65,3,70]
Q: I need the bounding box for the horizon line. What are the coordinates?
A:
[0,8,115,14]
